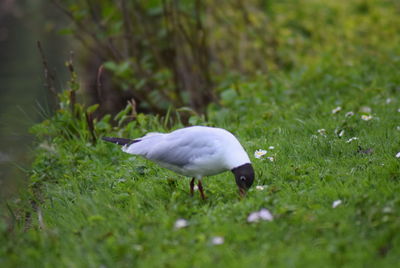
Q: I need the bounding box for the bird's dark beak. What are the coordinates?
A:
[239,187,247,198]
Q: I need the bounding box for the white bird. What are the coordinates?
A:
[102,126,255,199]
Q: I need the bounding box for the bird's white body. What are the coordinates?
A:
[122,126,251,179]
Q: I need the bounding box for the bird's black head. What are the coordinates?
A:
[231,163,255,196]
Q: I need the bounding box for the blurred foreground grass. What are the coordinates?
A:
[1,0,400,267]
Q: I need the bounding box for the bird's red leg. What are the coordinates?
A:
[190,178,195,196]
[197,180,206,200]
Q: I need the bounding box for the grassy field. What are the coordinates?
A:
[2,0,400,267]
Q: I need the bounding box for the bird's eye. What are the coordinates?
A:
[240,176,246,181]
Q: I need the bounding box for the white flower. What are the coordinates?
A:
[267,156,275,162]
[317,129,326,136]
[174,219,189,229]
[345,111,354,117]
[254,149,267,159]
[396,152,400,158]
[256,185,265,190]
[268,146,275,150]
[361,115,373,121]
[397,126,400,131]
[360,106,372,113]
[332,200,342,208]
[338,130,345,137]
[332,106,342,114]
[346,137,358,143]
[386,98,392,104]
[397,108,400,113]
[247,208,273,223]
[211,236,224,245]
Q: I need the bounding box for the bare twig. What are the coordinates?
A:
[128,98,137,119]
[37,41,58,97]
[5,202,15,233]
[66,51,76,113]
[96,64,104,102]
[24,199,38,232]
[85,111,96,145]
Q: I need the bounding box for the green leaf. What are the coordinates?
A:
[87,104,99,114]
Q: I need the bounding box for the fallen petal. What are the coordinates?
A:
[332,106,342,114]
[332,200,342,208]
[211,236,224,245]
[247,212,260,223]
[346,137,358,143]
[258,209,274,221]
[247,208,274,223]
[174,219,189,229]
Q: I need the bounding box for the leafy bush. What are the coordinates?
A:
[52,0,285,116]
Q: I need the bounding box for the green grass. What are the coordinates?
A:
[2,0,400,267]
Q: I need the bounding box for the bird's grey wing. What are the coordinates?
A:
[148,135,218,168]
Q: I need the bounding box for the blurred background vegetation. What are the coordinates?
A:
[51,0,286,118]
[45,0,400,118]
[1,0,400,201]
[0,0,68,201]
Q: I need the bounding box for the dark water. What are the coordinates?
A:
[0,1,68,202]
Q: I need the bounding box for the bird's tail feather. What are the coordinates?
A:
[102,137,140,146]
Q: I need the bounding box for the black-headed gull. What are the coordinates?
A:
[102,126,254,199]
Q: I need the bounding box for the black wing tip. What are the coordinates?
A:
[102,137,140,146]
